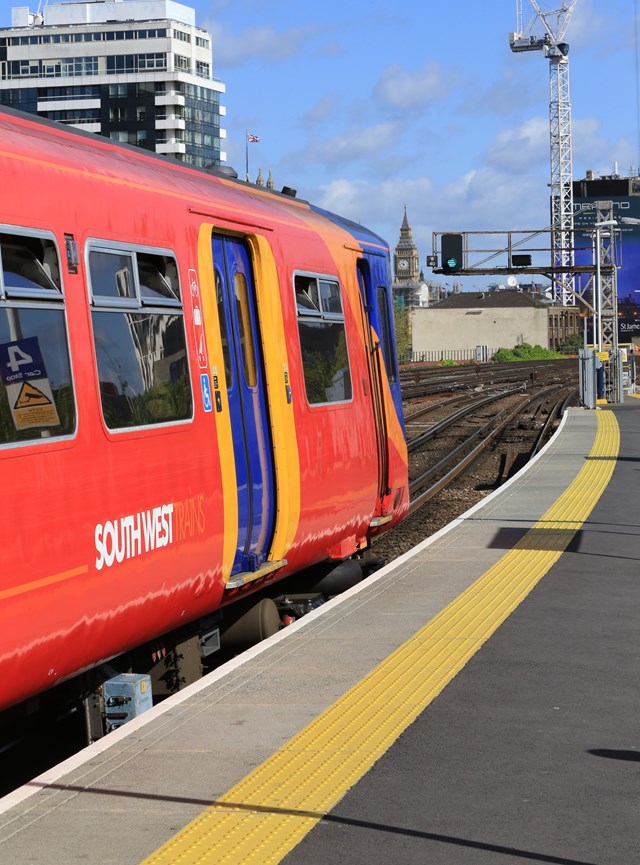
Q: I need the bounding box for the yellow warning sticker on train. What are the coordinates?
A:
[8,379,60,429]
[14,381,52,408]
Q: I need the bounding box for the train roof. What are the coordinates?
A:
[0,104,388,253]
[310,205,390,255]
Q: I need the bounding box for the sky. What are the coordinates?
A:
[2,0,638,288]
[201,0,638,288]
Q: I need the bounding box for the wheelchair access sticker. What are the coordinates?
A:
[0,336,60,430]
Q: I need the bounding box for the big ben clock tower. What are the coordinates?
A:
[394,207,420,281]
[393,207,421,305]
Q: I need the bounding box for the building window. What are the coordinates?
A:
[137,52,167,70]
[0,229,76,445]
[48,108,101,123]
[294,273,352,405]
[106,55,135,74]
[88,244,192,430]
[196,61,210,78]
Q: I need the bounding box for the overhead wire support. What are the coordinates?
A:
[510,1,578,307]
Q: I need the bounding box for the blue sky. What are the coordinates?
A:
[202,0,637,284]
[3,0,637,286]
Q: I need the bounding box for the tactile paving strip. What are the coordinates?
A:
[142,409,619,865]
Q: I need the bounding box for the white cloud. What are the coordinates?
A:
[316,176,432,245]
[304,123,401,167]
[484,117,549,172]
[463,68,540,118]
[301,94,339,124]
[570,117,611,164]
[568,0,611,51]
[439,167,548,230]
[314,166,550,269]
[373,61,454,111]
[206,20,315,66]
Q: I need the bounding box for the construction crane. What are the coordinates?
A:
[510,1,577,306]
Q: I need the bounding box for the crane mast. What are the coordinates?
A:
[510,1,577,306]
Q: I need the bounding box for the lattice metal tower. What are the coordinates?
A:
[510,1,577,306]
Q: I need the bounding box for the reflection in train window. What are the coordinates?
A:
[294,273,352,405]
[377,285,397,383]
[88,244,192,430]
[89,250,135,300]
[215,269,232,389]
[234,271,257,387]
[0,232,62,297]
[0,230,76,446]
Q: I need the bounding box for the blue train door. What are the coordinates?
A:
[212,235,276,584]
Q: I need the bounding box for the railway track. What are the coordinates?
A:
[400,357,577,401]
[376,360,579,561]
[407,384,576,514]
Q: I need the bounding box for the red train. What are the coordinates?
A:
[0,106,408,723]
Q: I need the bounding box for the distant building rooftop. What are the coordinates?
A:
[431,289,550,310]
[11,0,196,28]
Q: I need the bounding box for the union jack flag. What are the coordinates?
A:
[247,133,260,142]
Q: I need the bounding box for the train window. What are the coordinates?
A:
[319,280,343,315]
[89,250,135,301]
[294,273,352,405]
[0,231,76,446]
[88,245,193,430]
[234,272,257,387]
[138,253,181,305]
[376,285,397,383]
[295,276,321,314]
[0,233,62,299]
[215,270,232,389]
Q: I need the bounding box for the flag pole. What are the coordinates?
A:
[245,130,249,181]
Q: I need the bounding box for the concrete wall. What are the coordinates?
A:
[411,306,550,355]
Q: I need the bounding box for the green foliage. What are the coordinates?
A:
[559,332,584,353]
[438,358,459,366]
[130,376,193,426]
[393,299,411,361]
[493,342,566,362]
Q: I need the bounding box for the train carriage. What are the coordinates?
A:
[0,105,408,720]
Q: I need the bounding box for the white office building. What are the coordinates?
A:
[0,0,227,166]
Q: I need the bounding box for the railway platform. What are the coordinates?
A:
[0,402,637,865]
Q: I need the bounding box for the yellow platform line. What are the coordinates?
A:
[141,409,619,865]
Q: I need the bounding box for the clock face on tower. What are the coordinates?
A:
[398,258,409,272]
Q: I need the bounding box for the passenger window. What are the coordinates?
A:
[377,285,397,383]
[0,230,76,446]
[138,253,181,304]
[234,271,257,387]
[319,280,343,315]
[88,244,193,430]
[89,250,135,300]
[215,269,232,389]
[294,273,352,405]
[295,276,320,313]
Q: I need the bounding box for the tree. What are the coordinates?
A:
[394,299,411,362]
